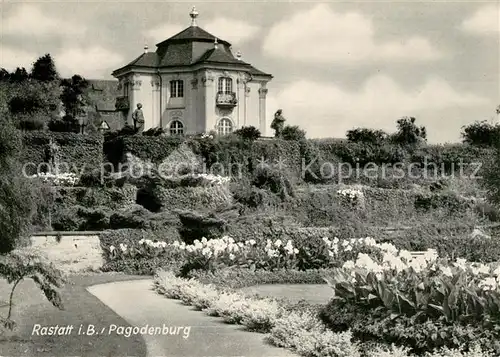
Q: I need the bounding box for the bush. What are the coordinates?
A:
[461,121,500,147]
[142,127,165,136]
[47,115,80,133]
[281,125,306,141]
[346,128,388,145]
[251,164,295,199]
[234,126,261,141]
[390,116,426,148]
[177,210,226,244]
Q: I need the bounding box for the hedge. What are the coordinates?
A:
[104,135,184,166]
[54,184,137,210]
[21,131,104,175]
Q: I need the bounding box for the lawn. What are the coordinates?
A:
[0,272,149,357]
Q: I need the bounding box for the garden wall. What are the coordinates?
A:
[21,132,104,175]
[30,233,104,273]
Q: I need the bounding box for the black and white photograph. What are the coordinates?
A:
[0,1,499,356]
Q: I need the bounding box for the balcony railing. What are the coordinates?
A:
[115,96,129,110]
[216,92,237,108]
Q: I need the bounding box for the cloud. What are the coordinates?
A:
[266,75,487,140]
[54,47,124,78]
[205,18,260,45]
[144,18,259,46]
[1,4,86,38]
[0,46,38,71]
[262,4,440,64]
[145,24,183,44]
[461,5,500,35]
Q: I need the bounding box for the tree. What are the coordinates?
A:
[31,54,59,82]
[9,67,29,83]
[0,114,65,331]
[0,68,10,82]
[281,125,306,141]
[60,75,89,118]
[346,128,388,145]
[391,116,426,147]
[234,126,261,141]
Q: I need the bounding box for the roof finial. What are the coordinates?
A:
[190,6,199,26]
[144,43,149,53]
[214,37,218,49]
[236,50,242,60]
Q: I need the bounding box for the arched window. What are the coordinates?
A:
[217,118,233,136]
[218,77,233,94]
[169,120,184,135]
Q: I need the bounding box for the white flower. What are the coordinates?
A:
[109,245,115,253]
[229,253,235,260]
[293,248,299,254]
[493,266,500,277]
[344,245,353,252]
[453,258,467,271]
[398,250,413,262]
[479,277,497,291]
[423,249,438,262]
[441,266,453,277]
[343,260,355,270]
[274,239,282,248]
[119,243,127,252]
[247,239,256,246]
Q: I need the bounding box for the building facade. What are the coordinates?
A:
[112,7,273,136]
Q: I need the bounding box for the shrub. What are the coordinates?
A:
[281,125,306,141]
[461,121,500,147]
[47,115,80,132]
[390,116,426,148]
[346,128,388,145]
[251,164,295,199]
[177,210,227,244]
[234,126,261,141]
[142,127,165,136]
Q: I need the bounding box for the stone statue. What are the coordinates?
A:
[45,138,60,172]
[271,109,286,138]
[132,103,145,133]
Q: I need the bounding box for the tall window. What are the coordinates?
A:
[217,118,233,136]
[170,80,184,98]
[218,77,233,94]
[169,120,184,135]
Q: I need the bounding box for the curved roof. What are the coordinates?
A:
[156,26,231,47]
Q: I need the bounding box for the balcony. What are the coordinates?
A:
[216,92,237,108]
[115,96,129,111]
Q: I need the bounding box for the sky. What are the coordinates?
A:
[0,0,499,142]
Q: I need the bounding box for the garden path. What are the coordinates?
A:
[87,279,297,357]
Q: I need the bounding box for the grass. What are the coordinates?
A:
[0,272,149,357]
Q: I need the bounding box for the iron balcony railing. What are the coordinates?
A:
[216,91,237,108]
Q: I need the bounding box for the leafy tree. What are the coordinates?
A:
[0,68,10,82]
[234,126,261,141]
[60,75,89,118]
[281,125,306,141]
[9,67,29,83]
[0,115,65,331]
[390,116,426,147]
[461,120,500,147]
[31,54,59,82]
[346,128,387,145]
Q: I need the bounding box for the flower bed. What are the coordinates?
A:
[153,271,494,357]
[103,234,390,276]
[320,241,500,354]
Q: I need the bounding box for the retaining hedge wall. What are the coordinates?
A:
[21,132,104,175]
